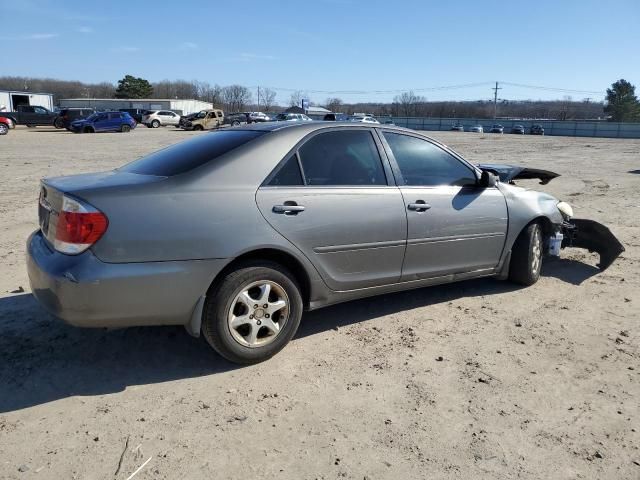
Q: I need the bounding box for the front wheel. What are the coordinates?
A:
[120,124,131,133]
[151,120,160,128]
[193,124,203,131]
[509,222,543,286]
[0,124,8,135]
[54,118,64,129]
[202,261,303,364]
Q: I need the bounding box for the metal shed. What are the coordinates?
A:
[58,98,214,115]
[0,90,54,112]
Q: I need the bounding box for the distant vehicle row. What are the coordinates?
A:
[451,123,545,135]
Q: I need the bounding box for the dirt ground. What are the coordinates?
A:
[0,126,638,479]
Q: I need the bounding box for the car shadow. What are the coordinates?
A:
[0,294,238,413]
[0,258,599,413]
[541,257,600,285]
[628,169,640,174]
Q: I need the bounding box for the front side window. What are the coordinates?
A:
[297,130,386,186]
[35,106,47,114]
[383,132,476,187]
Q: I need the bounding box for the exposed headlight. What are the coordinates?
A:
[557,201,574,220]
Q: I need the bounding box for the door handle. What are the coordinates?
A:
[273,202,305,215]
[407,201,431,212]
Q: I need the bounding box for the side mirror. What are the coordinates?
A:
[479,170,498,188]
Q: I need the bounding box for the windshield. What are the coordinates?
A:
[120,130,266,176]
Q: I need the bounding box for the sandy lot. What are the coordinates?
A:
[0,126,638,479]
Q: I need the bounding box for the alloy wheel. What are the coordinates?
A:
[227,280,290,348]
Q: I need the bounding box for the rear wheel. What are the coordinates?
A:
[120,124,131,133]
[193,124,203,131]
[0,124,8,135]
[232,120,240,126]
[54,118,64,129]
[509,222,543,286]
[151,119,160,128]
[202,261,303,364]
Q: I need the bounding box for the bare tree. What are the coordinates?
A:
[325,97,343,112]
[222,85,252,112]
[393,91,426,116]
[261,88,277,111]
[289,90,305,107]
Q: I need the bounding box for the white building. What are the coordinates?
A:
[58,98,213,115]
[0,90,54,112]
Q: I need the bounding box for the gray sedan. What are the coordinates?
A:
[27,123,624,364]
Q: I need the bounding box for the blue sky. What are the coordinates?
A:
[1,0,638,105]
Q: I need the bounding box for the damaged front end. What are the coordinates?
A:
[477,163,625,270]
[561,219,625,270]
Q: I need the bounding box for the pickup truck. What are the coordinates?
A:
[1,105,58,127]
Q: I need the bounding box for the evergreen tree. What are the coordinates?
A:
[114,75,153,98]
[604,79,640,122]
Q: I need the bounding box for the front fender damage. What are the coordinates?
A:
[562,219,625,270]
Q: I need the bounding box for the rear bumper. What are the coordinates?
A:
[26,230,228,328]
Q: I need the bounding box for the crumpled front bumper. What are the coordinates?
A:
[562,219,625,270]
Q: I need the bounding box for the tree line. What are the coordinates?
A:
[1,75,638,121]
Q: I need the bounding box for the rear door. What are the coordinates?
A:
[380,130,508,281]
[256,128,407,291]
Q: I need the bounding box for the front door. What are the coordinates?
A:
[380,131,508,281]
[256,128,407,291]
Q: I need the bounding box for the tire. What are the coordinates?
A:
[202,261,303,364]
[151,120,160,128]
[193,124,203,131]
[54,118,64,129]
[120,124,131,133]
[232,120,240,126]
[509,222,543,286]
[83,126,94,134]
[0,124,8,135]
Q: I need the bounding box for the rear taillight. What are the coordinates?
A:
[54,195,108,254]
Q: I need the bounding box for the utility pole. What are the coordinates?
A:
[492,81,502,119]
[257,86,260,110]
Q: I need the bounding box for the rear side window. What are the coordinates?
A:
[108,113,122,120]
[297,130,386,186]
[120,130,265,176]
[383,132,476,187]
[267,155,303,186]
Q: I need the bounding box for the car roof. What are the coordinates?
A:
[231,121,420,136]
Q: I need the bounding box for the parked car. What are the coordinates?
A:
[26,122,624,364]
[274,113,312,122]
[511,125,526,134]
[0,105,58,127]
[247,112,271,123]
[530,124,545,135]
[69,111,136,133]
[119,109,147,123]
[0,116,15,135]
[489,124,504,134]
[469,125,484,133]
[54,108,96,130]
[450,123,464,132]
[142,110,181,128]
[323,113,349,121]
[350,116,379,124]
[180,109,224,131]
[224,113,250,126]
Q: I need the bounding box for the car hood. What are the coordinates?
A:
[477,163,560,185]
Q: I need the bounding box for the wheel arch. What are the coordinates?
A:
[207,248,312,309]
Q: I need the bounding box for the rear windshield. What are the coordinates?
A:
[120,130,265,176]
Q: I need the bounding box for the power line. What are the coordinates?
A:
[247,81,605,98]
